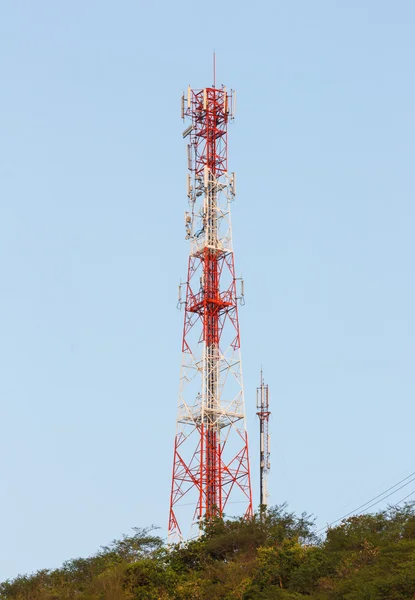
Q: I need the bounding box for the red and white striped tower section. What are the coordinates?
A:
[168,82,253,542]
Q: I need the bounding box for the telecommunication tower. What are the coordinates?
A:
[256,371,271,507]
[168,78,253,542]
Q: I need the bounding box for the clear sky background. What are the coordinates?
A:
[0,0,414,581]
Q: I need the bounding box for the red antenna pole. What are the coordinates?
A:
[169,82,252,542]
[256,370,271,508]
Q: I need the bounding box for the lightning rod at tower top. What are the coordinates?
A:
[168,71,252,542]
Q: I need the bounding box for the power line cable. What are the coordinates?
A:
[392,489,415,507]
[355,476,415,516]
[316,470,415,534]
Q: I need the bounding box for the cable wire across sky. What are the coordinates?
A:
[317,470,415,534]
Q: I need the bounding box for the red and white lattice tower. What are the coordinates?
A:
[168,80,253,542]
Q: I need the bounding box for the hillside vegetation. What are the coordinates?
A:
[2,503,415,599]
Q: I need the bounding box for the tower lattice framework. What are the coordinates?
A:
[168,82,253,542]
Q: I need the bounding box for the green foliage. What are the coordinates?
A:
[249,541,305,590]
[1,504,415,600]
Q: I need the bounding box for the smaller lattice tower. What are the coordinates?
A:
[256,370,271,507]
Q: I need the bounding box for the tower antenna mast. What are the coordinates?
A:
[169,79,252,541]
[256,370,271,508]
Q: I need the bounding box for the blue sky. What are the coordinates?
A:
[1,0,414,581]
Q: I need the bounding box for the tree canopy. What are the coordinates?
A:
[2,503,415,599]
